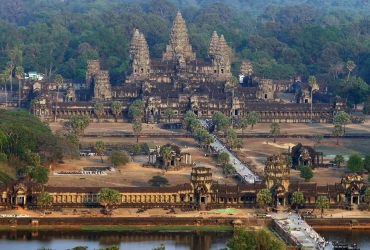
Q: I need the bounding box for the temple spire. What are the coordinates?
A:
[208,31,219,58]
[163,11,196,61]
[129,29,151,77]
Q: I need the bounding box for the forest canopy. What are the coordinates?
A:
[0,0,369,99]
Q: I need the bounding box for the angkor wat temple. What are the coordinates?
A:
[0,155,366,211]
[22,11,346,123]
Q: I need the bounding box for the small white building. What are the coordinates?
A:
[25,71,44,81]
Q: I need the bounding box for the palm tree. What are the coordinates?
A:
[160,146,174,170]
[111,101,122,123]
[30,99,40,116]
[315,196,330,218]
[346,60,355,81]
[93,102,105,122]
[308,76,317,123]
[9,48,22,92]
[54,74,63,122]
[0,70,9,110]
[238,117,248,135]
[291,191,305,210]
[164,108,175,122]
[6,61,14,92]
[37,191,53,215]
[132,121,142,142]
[257,189,272,213]
[15,66,24,110]
[332,123,344,145]
[98,188,121,214]
[270,122,280,143]
[227,76,238,97]
[94,140,106,163]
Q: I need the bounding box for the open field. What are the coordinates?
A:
[49,120,370,136]
[47,135,370,189]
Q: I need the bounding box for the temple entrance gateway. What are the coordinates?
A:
[16,195,25,205]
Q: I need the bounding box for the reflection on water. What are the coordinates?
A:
[0,230,233,250]
[315,229,370,249]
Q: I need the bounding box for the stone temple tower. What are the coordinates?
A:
[163,11,196,62]
[129,29,151,77]
[213,35,232,78]
[264,154,291,207]
[208,31,219,58]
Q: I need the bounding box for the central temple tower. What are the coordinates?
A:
[163,11,196,62]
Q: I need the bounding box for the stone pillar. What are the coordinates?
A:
[185,154,188,164]
[189,155,192,164]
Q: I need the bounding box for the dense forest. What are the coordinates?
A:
[0,0,370,106]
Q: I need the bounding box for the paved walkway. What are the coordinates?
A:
[200,119,261,184]
[273,213,333,250]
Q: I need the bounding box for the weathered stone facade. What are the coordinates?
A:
[0,160,367,211]
[21,12,346,124]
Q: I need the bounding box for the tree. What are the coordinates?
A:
[364,154,370,171]
[0,70,10,110]
[159,146,174,170]
[346,60,355,81]
[6,61,14,92]
[347,154,364,172]
[270,122,280,143]
[182,111,197,132]
[218,116,232,132]
[132,121,142,142]
[257,189,272,212]
[291,191,305,210]
[218,152,230,165]
[54,74,63,122]
[247,111,259,130]
[98,188,121,213]
[308,75,317,122]
[93,102,105,122]
[224,163,236,174]
[238,117,248,135]
[148,175,170,187]
[64,116,90,141]
[111,101,122,123]
[226,76,238,96]
[226,228,285,250]
[37,191,53,214]
[315,134,324,144]
[94,140,106,163]
[164,108,175,122]
[129,143,141,158]
[300,166,314,182]
[332,123,344,145]
[234,138,244,151]
[15,66,24,110]
[224,128,237,147]
[109,150,130,166]
[30,99,40,116]
[333,111,351,133]
[333,155,345,167]
[194,128,208,147]
[29,166,49,184]
[364,188,370,210]
[212,111,225,132]
[315,196,330,218]
[128,100,144,122]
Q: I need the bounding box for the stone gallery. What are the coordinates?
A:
[23,12,345,123]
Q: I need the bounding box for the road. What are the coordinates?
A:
[272,212,333,250]
[200,119,261,184]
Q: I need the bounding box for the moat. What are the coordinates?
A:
[0,229,369,250]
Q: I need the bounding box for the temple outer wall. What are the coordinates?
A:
[0,217,272,227]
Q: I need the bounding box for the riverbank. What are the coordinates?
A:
[0,225,235,231]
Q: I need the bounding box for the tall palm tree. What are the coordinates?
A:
[15,66,24,110]
[346,60,355,81]
[9,48,22,92]
[308,76,317,123]
[6,61,14,92]
[111,101,122,123]
[0,70,9,110]
[93,102,105,122]
[54,74,63,122]
[160,146,174,170]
